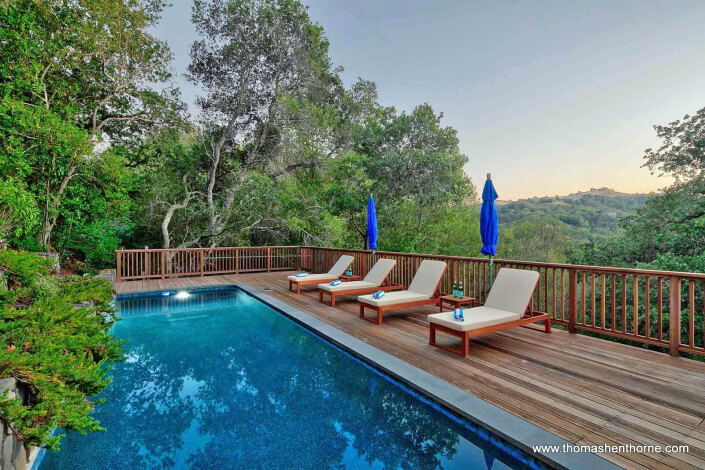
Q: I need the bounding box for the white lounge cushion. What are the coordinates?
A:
[428,307,521,332]
[327,255,355,276]
[288,273,338,282]
[358,290,429,307]
[318,281,377,292]
[363,258,396,285]
[484,268,539,314]
[407,260,447,297]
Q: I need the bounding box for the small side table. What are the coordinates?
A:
[339,274,362,282]
[438,295,475,312]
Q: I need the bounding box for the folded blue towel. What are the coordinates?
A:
[295,272,309,278]
[372,290,385,299]
[330,280,341,286]
[453,308,464,322]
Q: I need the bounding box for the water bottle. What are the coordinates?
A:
[452,281,457,298]
[458,281,464,298]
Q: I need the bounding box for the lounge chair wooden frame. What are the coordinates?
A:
[289,276,339,294]
[358,265,448,324]
[318,279,404,306]
[430,310,551,356]
[288,256,354,294]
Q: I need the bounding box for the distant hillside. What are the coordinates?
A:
[497,187,650,241]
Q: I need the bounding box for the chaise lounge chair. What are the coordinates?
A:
[427,267,550,356]
[317,258,403,306]
[288,255,354,294]
[357,260,447,324]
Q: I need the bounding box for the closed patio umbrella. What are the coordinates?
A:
[367,196,378,250]
[480,173,499,284]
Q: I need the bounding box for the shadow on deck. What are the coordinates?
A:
[115,272,705,470]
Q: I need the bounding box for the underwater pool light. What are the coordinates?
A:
[175,291,190,300]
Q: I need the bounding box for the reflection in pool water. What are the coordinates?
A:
[40,288,541,469]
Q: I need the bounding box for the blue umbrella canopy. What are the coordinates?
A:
[367,196,378,250]
[480,175,499,257]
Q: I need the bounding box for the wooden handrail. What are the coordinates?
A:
[115,246,300,282]
[300,246,705,280]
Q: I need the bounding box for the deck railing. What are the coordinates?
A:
[116,246,299,281]
[116,245,705,357]
[301,246,705,357]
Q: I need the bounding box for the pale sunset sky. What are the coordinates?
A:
[153,0,705,200]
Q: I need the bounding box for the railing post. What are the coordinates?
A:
[669,276,681,357]
[296,246,301,271]
[200,249,204,276]
[161,251,166,279]
[235,248,240,274]
[116,251,122,282]
[568,268,577,333]
[267,247,271,272]
[144,247,150,278]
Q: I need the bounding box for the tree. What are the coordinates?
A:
[0,0,182,258]
[327,102,474,249]
[187,0,342,246]
[501,218,571,262]
[575,106,705,270]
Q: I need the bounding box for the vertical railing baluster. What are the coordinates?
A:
[568,268,577,333]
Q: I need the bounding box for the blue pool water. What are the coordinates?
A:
[40,288,543,470]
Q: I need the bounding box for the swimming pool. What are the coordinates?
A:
[39,287,546,469]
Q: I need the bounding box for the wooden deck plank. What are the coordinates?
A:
[114,272,705,470]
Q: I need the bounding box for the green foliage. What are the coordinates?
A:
[30,276,59,302]
[500,218,573,263]
[0,252,123,451]
[380,203,482,256]
[0,0,182,265]
[499,188,647,242]
[0,179,39,242]
[577,108,705,273]
[643,106,705,180]
[0,251,54,287]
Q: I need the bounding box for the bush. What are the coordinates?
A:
[0,251,123,451]
[0,250,54,287]
[30,275,59,301]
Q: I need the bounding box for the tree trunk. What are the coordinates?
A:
[38,163,77,249]
[161,176,195,249]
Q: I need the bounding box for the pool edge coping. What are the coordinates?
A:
[115,283,620,470]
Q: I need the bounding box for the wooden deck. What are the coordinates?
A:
[116,272,705,470]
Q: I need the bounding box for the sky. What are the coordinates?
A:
[152,0,705,200]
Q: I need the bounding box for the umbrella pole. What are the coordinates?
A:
[488,254,494,288]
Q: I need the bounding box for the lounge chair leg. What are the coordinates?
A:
[289,280,292,292]
[429,323,469,356]
[359,303,365,318]
[331,294,336,306]
[376,307,382,324]
[318,290,323,303]
[296,283,301,294]
[544,318,552,333]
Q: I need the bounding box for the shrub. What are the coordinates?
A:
[0,252,123,451]
[0,250,54,288]
[30,275,59,301]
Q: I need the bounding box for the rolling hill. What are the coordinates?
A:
[497,187,650,241]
